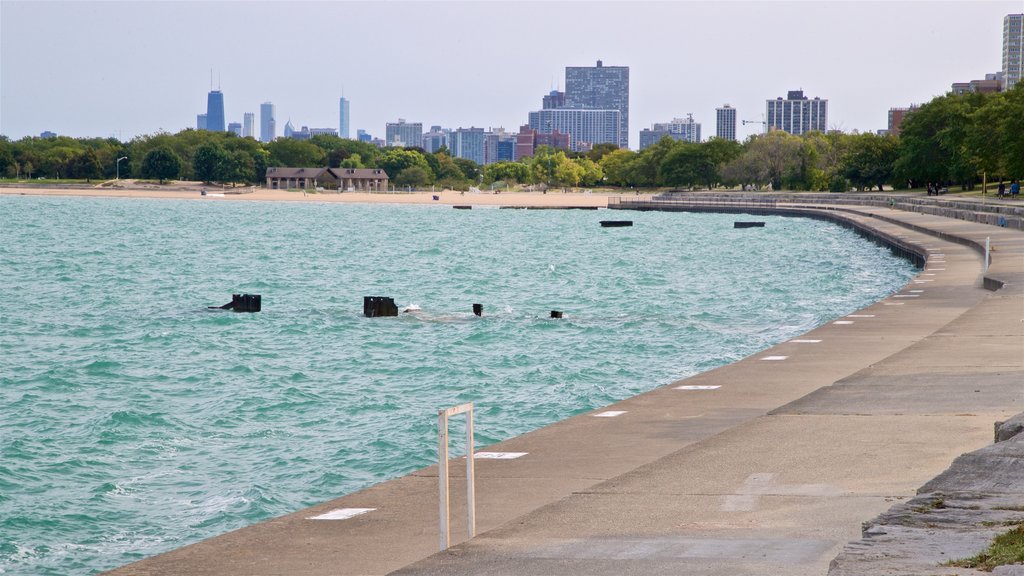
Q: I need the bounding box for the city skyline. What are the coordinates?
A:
[1,1,1018,148]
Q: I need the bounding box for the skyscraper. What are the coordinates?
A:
[716,105,737,141]
[339,97,350,139]
[228,122,242,136]
[197,114,208,131]
[1003,13,1023,90]
[527,108,621,152]
[260,102,276,142]
[448,127,487,165]
[639,115,701,150]
[206,90,225,132]
[385,119,423,148]
[243,112,255,138]
[766,90,828,135]
[564,60,629,149]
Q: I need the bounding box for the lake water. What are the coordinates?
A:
[0,195,918,574]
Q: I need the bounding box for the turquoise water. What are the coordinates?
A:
[0,196,917,574]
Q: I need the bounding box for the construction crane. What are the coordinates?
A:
[742,118,767,134]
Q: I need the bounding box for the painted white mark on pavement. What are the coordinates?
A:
[308,508,375,520]
[894,294,920,298]
[675,385,721,390]
[910,290,924,293]
[761,356,788,361]
[847,315,875,318]
[475,452,527,459]
[791,339,821,343]
[833,321,854,325]
[594,410,626,417]
[884,302,905,306]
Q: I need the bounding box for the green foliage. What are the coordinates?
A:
[842,133,899,190]
[378,148,431,181]
[192,143,229,183]
[946,524,1024,571]
[483,161,530,185]
[394,166,432,188]
[141,147,181,183]
[67,149,104,180]
[452,157,480,183]
[266,138,326,168]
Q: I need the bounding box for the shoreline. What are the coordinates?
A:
[0,185,618,208]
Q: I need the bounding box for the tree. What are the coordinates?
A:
[394,166,432,189]
[193,143,229,182]
[483,161,530,185]
[68,149,104,180]
[658,143,705,188]
[266,138,326,168]
[574,157,604,187]
[224,150,255,185]
[599,149,638,187]
[452,157,480,183]
[378,148,431,181]
[842,133,899,190]
[141,147,181,183]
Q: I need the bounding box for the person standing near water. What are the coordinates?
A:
[1012,180,1021,198]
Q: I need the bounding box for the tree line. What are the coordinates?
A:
[1,83,1019,191]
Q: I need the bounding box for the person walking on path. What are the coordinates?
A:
[1012,180,1021,199]
[998,182,1006,197]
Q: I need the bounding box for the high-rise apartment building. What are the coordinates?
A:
[515,124,570,159]
[385,119,423,148]
[449,127,487,165]
[197,114,208,131]
[766,90,828,135]
[242,112,255,138]
[564,60,629,149]
[260,102,276,142]
[1003,13,1023,90]
[228,122,242,136]
[528,108,621,152]
[639,115,701,150]
[206,90,225,132]
[543,90,566,110]
[339,97,350,139]
[716,105,737,141]
[887,105,919,136]
[423,126,449,153]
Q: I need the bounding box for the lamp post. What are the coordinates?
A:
[116,156,128,180]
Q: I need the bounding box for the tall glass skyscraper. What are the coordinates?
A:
[260,102,276,142]
[564,60,629,149]
[206,90,225,132]
[339,97,350,139]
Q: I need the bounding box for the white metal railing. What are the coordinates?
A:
[438,402,475,550]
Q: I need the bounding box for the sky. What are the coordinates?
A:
[1,0,1020,149]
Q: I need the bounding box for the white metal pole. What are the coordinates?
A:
[985,237,990,273]
[438,411,449,551]
[466,407,476,538]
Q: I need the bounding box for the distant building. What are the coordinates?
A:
[423,126,449,153]
[640,115,701,150]
[449,127,487,165]
[197,114,208,131]
[242,112,255,138]
[951,77,1003,95]
[265,166,388,192]
[228,122,242,136]
[542,90,566,110]
[356,129,372,143]
[284,119,295,139]
[40,131,57,139]
[515,124,570,159]
[339,97,350,139]
[385,119,423,148]
[564,60,629,149]
[260,102,276,142]
[716,105,737,141]
[887,105,919,136]
[288,126,338,140]
[1004,13,1023,90]
[484,128,517,165]
[766,90,828,135]
[527,108,620,152]
[206,90,225,132]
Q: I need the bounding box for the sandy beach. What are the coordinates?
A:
[0,182,627,208]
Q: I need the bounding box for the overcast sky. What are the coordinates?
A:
[1,0,1019,148]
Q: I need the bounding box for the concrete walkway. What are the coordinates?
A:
[107,203,1024,576]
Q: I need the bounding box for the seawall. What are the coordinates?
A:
[107,200,1024,576]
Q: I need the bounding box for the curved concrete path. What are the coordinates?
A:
[107,203,1024,576]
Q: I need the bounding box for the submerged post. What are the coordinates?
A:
[438,402,475,551]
